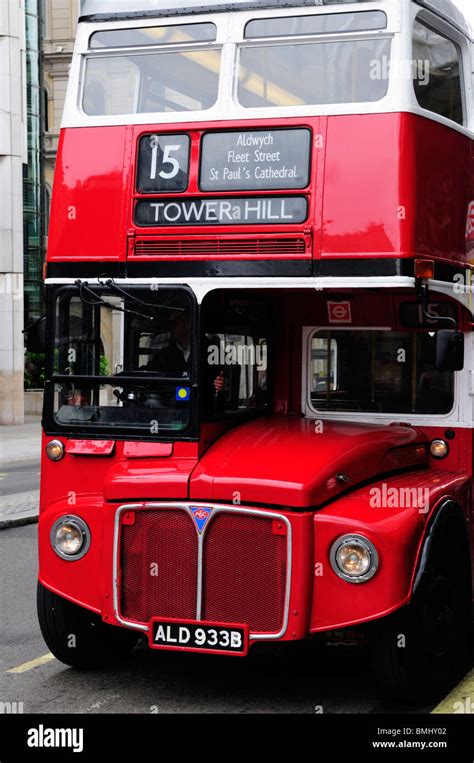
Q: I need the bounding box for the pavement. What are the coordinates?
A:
[0,416,41,529]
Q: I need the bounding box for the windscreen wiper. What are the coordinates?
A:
[99,278,184,315]
[75,280,158,322]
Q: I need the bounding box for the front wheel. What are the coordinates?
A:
[37,582,138,668]
[369,568,472,704]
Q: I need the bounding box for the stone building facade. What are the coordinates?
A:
[43,0,79,197]
[0,1,27,424]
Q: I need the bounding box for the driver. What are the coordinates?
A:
[147,310,224,396]
[147,310,191,376]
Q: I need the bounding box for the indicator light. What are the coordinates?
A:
[429,439,449,459]
[46,440,65,461]
[414,259,434,279]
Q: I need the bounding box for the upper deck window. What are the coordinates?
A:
[83,47,221,115]
[237,36,391,108]
[244,10,387,38]
[89,23,217,48]
[412,17,463,126]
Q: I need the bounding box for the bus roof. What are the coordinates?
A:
[79,0,472,39]
[416,0,472,39]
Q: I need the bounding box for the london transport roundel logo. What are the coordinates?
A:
[191,507,213,533]
[328,301,352,324]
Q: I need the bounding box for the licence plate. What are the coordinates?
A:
[149,618,249,656]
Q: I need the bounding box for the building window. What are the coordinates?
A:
[44,87,49,132]
[412,17,463,126]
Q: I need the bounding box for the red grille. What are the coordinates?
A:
[202,513,287,633]
[120,510,198,623]
[119,509,288,634]
[134,237,306,259]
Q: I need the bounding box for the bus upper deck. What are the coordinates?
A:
[46,0,473,280]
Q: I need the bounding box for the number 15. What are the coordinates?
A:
[150,144,181,181]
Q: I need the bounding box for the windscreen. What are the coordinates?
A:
[238,37,391,107]
[83,47,221,115]
[48,285,195,437]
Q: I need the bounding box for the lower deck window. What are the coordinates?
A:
[309,329,454,415]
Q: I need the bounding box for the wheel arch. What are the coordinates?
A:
[411,498,472,600]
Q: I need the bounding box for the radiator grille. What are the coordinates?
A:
[120,510,198,623]
[134,237,306,258]
[202,513,288,633]
[119,507,288,635]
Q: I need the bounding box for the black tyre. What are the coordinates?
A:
[37,581,138,668]
[370,560,472,704]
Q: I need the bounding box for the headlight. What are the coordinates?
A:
[46,440,65,461]
[51,516,91,561]
[330,534,378,583]
[429,439,449,459]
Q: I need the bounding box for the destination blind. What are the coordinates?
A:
[135,196,308,226]
[135,128,311,226]
[200,129,311,191]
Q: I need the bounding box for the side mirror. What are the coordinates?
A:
[436,330,464,371]
[25,316,46,354]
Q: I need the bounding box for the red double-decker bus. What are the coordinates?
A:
[35,0,473,703]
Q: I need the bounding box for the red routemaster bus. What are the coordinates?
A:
[34,0,473,703]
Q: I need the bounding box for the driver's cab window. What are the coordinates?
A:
[201,296,271,418]
[202,332,269,416]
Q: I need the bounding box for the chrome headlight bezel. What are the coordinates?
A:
[429,439,449,459]
[46,439,65,462]
[50,515,91,561]
[329,534,379,583]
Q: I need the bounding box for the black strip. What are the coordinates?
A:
[314,259,466,280]
[47,258,467,282]
[313,259,413,278]
[79,0,328,23]
[47,262,126,279]
[127,259,312,277]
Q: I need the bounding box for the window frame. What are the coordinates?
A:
[88,22,218,49]
[302,326,457,423]
[80,42,224,117]
[233,30,394,111]
[244,9,388,39]
[43,283,200,441]
[410,8,470,131]
[67,4,403,128]
[411,12,469,127]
